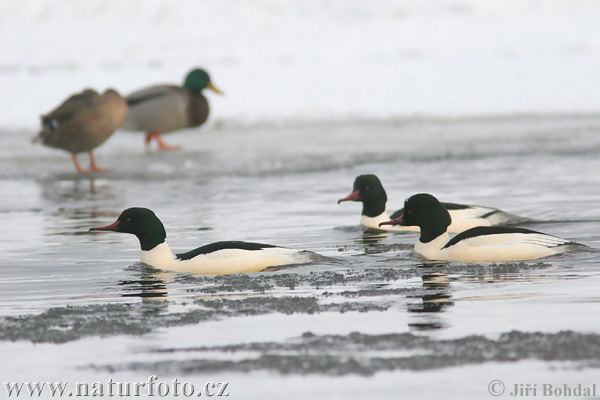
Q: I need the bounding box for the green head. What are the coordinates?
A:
[338,174,388,218]
[183,68,223,94]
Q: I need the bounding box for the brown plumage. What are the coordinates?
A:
[34,88,127,173]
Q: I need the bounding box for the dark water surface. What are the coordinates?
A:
[1,116,600,399]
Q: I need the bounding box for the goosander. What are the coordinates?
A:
[379,193,587,262]
[122,68,223,150]
[338,174,524,233]
[89,208,317,274]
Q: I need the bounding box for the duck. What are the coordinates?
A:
[121,68,223,150]
[34,88,127,173]
[89,207,319,274]
[379,193,587,262]
[338,174,525,233]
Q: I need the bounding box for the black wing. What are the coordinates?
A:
[176,241,277,261]
[390,202,471,220]
[440,202,471,210]
[442,226,550,249]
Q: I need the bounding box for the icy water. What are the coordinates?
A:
[2,115,600,399]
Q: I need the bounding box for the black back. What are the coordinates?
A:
[176,241,277,260]
[442,226,550,249]
[440,202,471,210]
[391,202,472,219]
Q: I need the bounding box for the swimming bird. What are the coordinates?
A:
[122,68,223,150]
[89,208,318,274]
[379,193,586,262]
[338,174,524,233]
[34,88,127,173]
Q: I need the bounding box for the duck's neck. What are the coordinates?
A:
[136,229,167,251]
[360,211,390,230]
[362,198,386,218]
[419,220,450,243]
[140,242,176,268]
[415,232,450,259]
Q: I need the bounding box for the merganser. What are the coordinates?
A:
[122,68,223,151]
[379,193,587,262]
[338,174,524,233]
[89,208,318,274]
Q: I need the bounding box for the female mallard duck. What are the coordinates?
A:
[34,88,127,173]
[122,68,223,150]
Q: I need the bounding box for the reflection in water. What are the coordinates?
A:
[120,278,168,299]
[360,229,389,244]
[358,230,414,255]
[39,178,100,202]
[36,178,125,237]
[119,266,172,322]
[37,177,123,210]
[421,272,451,289]
[408,273,455,332]
[414,261,451,269]
[119,264,174,301]
[409,293,454,314]
[120,264,171,300]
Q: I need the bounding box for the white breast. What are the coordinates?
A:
[361,213,419,232]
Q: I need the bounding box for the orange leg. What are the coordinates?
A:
[145,131,181,151]
[88,151,108,172]
[144,132,154,145]
[71,153,86,173]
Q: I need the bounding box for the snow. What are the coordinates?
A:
[2,0,600,129]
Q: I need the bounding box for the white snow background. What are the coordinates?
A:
[1,0,599,130]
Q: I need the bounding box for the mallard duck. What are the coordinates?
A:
[34,88,127,173]
[122,68,223,150]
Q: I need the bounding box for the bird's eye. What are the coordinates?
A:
[124,218,132,224]
[365,186,370,191]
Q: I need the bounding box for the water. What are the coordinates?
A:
[1,115,600,399]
